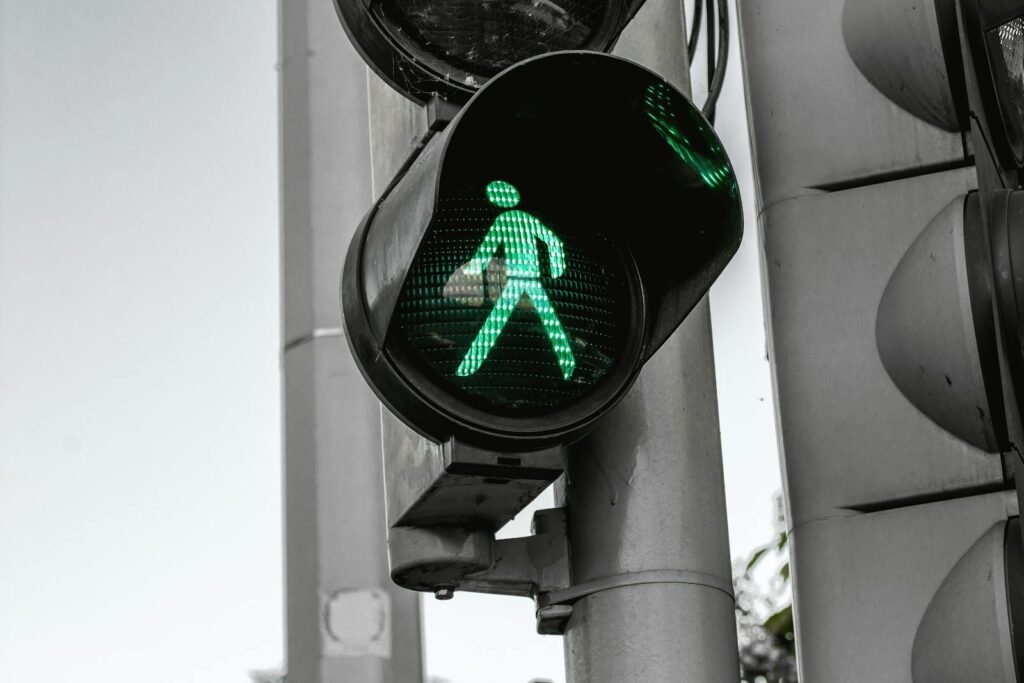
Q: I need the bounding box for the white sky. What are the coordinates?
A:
[0,1,779,682]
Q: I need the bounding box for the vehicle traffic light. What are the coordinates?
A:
[342,51,741,453]
[739,0,1023,678]
[848,0,1024,452]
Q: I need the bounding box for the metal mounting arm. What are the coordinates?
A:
[386,506,572,634]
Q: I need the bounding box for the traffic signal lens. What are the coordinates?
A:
[378,0,606,77]
[393,181,632,413]
[988,14,1024,163]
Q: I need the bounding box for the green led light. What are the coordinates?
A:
[643,83,731,188]
[394,179,629,413]
[456,181,575,380]
[485,179,521,208]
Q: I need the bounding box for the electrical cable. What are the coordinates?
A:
[705,0,716,111]
[687,0,703,63]
[701,0,730,124]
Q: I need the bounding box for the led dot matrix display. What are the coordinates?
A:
[395,180,630,413]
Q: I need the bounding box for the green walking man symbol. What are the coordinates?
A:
[456,180,576,380]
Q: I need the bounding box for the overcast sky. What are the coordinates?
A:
[0,1,778,682]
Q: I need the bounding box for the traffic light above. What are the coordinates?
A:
[342,51,742,450]
[333,0,651,103]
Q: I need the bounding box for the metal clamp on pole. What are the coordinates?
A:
[534,568,735,636]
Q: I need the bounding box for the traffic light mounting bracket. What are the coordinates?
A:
[380,411,574,633]
[381,414,688,637]
[380,412,566,529]
[381,409,742,636]
[387,507,574,634]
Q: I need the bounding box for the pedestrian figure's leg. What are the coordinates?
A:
[523,280,575,380]
[456,280,524,377]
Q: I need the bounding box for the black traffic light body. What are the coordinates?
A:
[342,51,741,452]
[332,0,650,103]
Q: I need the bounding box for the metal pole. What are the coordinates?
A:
[562,1,740,679]
[280,0,423,680]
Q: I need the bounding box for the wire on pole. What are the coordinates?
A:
[700,0,730,124]
[687,0,704,62]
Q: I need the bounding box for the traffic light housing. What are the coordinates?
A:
[332,0,651,103]
[875,192,1007,452]
[740,0,1024,678]
[913,517,1024,680]
[342,51,741,452]
[856,0,1024,455]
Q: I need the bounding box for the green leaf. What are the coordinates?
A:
[780,562,790,582]
[763,605,796,656]
[745,545,770,574]
[776,530,788,551]
[763,606,791,633]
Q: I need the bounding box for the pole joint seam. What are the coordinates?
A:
[536,568,734,608]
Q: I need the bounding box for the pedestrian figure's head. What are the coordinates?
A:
[486,180,520,208]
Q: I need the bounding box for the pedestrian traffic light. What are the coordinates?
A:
[342,51,741,452]
[332,0,650,103]
[739,0,1024,678]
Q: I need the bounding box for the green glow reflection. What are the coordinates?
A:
[643,82,730,188]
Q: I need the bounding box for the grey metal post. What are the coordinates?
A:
[561,1,740,680]
[280,0,423,681]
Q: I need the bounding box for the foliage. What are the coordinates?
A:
[248,672,285,683]
[735,493,798,683]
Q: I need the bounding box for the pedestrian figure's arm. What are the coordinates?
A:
[536,223,566,278]
[466,226,502,274]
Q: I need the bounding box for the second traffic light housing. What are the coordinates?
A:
[333,0,650,103]
[343,51,742,451]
